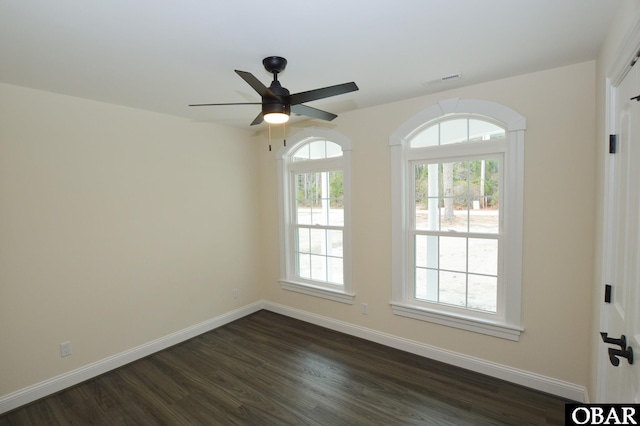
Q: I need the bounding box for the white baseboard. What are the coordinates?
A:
[263,301,587,402]
[0,302,264,415]
[1,299,586,415]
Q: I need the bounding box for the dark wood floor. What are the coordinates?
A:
[1,310,571,425]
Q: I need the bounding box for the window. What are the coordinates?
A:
[390,99,525,340]
[276,128,354,304]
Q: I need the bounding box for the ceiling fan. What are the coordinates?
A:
[189,56,359,126]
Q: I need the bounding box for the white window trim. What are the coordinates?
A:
[389,98,525,340]
[276,127,354,304]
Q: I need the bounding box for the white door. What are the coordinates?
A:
[600,60,640,402]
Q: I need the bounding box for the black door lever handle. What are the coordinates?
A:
[600,332,627,351]
[608,347,634,366]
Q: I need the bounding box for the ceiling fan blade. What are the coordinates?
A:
[250,112,264,126]
[189,102,261,106]
[235,70,275,98]
[291,104,337,122]
[290,82,358,105]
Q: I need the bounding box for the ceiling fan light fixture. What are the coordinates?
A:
[264,112,290,124]
[263,100,290,124]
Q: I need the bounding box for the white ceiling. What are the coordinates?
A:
[0,1,622,129]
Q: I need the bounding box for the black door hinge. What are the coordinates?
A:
[605,284,612,303]
[609,134,617,154]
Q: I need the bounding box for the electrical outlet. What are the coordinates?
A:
[361,303,368,315]
[233,288,239,300]
[60,341,72,357]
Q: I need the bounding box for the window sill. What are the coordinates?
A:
[390,302,523,341]
[280,280,355,304]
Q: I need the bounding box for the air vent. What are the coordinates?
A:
[441,73,462,81]
[422,73,462,86]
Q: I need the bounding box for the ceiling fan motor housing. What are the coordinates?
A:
[262,102,290,116]
[263,80,291,116]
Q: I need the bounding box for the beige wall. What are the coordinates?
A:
[260,61,597,386]
[591,0,640,401]
[0,83,262,396]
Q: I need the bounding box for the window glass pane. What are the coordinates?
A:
[426,235,439,269]
[439,271,466,307]
[415,235,425,268]
[439,236,466,272]
[469,158,500,233]
[309,140,326,159]
[439,162,468,232]
[415,158,502,232]
[297,253,311,280]
[296,199,311,225]
[467,238,498,276]
[295,173,314,225]
[469,119,505,142]
[292,140,343,161]
[310,254,327,281]
[415,235,426,268]
[410,118,505,148]
[327,257,343,284]
[302,171,331,226]
[306,172,324,225]
[326,141,342,158]
[415,164,428,207]
[415,268,428,299]
[440,119,468,145]
[439,197,468,233]
[426,268,439,301]
[311,209,326,225]
[296,228,311,253]
[469,198,499,233]
[483,159,500,197]
[423,198,440,231]
[328,230,343,257]
[468,275,497,312]
[410,124,439,148]
[415,268,438,302]
[452,161,469,198]
[309,229,326,255]
[426,158,502,234]
[329,171,344,226]
[415,235,438,269]
[291,144,310,161]
[415,163,440,231]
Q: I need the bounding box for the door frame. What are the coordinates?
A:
[597,17,640,402]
